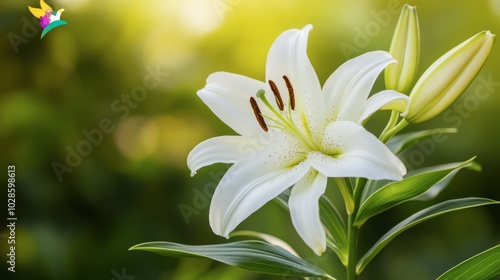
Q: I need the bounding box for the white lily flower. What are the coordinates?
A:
[187,25,408,255]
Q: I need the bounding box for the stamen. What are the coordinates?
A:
[268,80,284,110]
[249,96,268,132]
[253,89,319,151]
[282,75,295,110]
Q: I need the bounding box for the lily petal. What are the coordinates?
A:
[359,90,410,124]
[307,121,406,180]
[289,170,327,255]
[187,136,262,176]
[210,134,311,237]
[323,51,395,123]
[198,72,268,137]
[265,24,325,140]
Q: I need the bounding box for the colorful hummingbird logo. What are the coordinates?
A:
[28,0,68,38]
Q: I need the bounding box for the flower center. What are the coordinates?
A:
[249,76,318,151]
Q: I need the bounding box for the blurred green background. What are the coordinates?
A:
[1,0,499,279]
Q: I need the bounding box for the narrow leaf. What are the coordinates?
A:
[360,179,391,205]
[361,161,479,204]
[386,128,457,154]
[437,244,500,280]
[356,197,499,274]
[355,157,475,226]
[320,196,348,266]
[410,161,481,201]
[130,241,335,279]
[230,230,299,257]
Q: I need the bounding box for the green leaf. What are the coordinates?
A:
[386,128,457,154]
[230,230,298,257]
[130,241,335,279]
[409,161,481,201]
[361,161,479,204]
[320,196,348,266]
[360,179,391,205]
[437,244,500,280]
[355,157,475,226]
[356,197,499,274]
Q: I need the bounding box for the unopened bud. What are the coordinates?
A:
[385,4,420,93]
[404,30,495,123]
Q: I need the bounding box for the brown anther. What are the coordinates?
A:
[282,75,295,110]
[268,80,284,110]
[249,97,268,132]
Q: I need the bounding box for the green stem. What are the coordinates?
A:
[347,213,359,280]
[380,119,410,143]
[346,178,368,280]
[379,110,400,138]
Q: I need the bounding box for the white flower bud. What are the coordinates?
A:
[404,31,495,123]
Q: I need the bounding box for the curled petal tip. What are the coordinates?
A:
[210,225,222,237]
[304,24,313,31]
